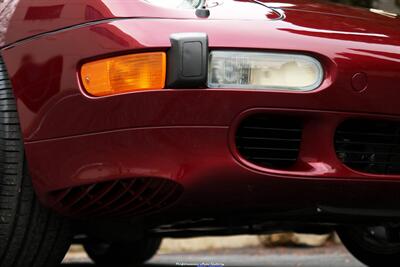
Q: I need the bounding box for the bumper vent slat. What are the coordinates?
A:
[335,119,400,175]
[239,136,302,141]
[236,114,303,169]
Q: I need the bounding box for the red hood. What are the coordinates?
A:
[2,0,400,47]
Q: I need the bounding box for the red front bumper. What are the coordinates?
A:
[24,106,400,218]
[2,18,400,219]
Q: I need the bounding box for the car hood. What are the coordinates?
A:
[135,0,400,21]
[3,0,400,47]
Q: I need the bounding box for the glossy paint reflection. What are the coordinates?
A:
[0,0,19,47]
[3,0,274,46]
[13,55,63,112]
[24,5,64,20]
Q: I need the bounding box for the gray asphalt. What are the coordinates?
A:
[62,244,366,267]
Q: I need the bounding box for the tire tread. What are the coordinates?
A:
[0,57,71,267]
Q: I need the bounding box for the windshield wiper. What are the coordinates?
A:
[247,0,286,20]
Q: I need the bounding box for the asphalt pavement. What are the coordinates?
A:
[62,244,366,267]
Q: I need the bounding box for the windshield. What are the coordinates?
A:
[330,0,400,15]
[145,0,203,9]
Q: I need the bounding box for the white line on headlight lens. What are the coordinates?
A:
[208,51,323,91]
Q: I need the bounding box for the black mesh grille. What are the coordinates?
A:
[335,119,400,175]
[49,177,183,218]
[236,115,303,169]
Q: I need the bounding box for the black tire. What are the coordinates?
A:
[84,237,162,266]
[0,57,72,267]
[338,226,400,267]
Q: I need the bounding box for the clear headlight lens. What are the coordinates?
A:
[208,51,323,91]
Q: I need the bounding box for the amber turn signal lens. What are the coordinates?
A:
[81,52,166,96]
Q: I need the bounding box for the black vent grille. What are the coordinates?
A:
[236,115,303,169]
[335,119,400,175]
[49,177,183,218]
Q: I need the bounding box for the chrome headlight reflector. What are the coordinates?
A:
[208,51,323,91]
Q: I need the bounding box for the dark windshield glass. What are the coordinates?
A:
[329,0,400,14]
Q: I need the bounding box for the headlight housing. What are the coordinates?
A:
[208,51,323,91]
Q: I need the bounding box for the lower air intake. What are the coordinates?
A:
[335,119,400,175]
[48,177,183,218]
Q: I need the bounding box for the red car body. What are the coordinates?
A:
[1,0,400,229]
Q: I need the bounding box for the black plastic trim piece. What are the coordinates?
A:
[167,32,208,88]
